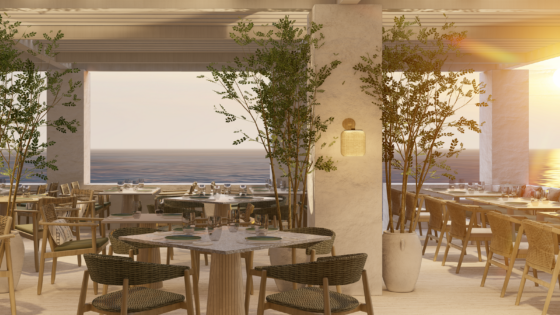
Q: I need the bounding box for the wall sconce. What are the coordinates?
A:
[341,118,365,156]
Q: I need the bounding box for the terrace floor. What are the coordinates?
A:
[1,229,559,315]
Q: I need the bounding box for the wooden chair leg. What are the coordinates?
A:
[418,221,423,236]
[257,271,267,315]
[245,269,252,315]
[484,240,490,258]
[190,250,200,315]
[167,247,171,265]
[78,254,82,267]
[121,278,129,315]
[204,253,208,266]
[442,235,453,266]
[361,270,374,315]
[500,254,516,297]
[475,241,482,262]
[542,266,560,315]
[170,247,174,260]
[515,264,530,305]
[323,277,331,315]
[77,271,89,315]
[457,239,469,274]
[533,268,539,287]
[51,257,57,284]
[5,241,16,315]
[93,281,98,295]
[481,251,493,288]
[184,270,195,315]
[422,228,431,255]
[434,229,446,262]
[244,251,254,295]
[292,248,297,290]
[128,249,134,261]
[308,249,316,288]
[37,231,48,295]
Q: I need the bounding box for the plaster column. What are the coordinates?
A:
[310,4,382,295]
[479,70,529,186]
[47,71,90,186]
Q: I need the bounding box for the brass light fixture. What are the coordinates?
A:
[341,118,365,156]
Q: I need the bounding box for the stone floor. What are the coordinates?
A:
[1,228,559,315]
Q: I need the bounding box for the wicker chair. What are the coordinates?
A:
[71,181,80,190]
[515,220,560,315]
[481,212,538,297]
[442,202,493,274]
[387,188,402,230]
[250,253,373,315]
[421,195,449,260]
[47,182,59,197]
[38,196,109,295]
[404,192,427,235]
[0,215,17,315]
[60,183,71,197]
[36,184,47,194]
[245,227,337,311]
[14,197,45,272]
[78,254,195,315]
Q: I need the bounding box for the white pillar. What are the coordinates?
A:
[47,71,91,186]
[479,70,529,186]
[310,4,383,295]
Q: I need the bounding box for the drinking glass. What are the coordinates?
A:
[448,179,455,190]
[0,178,5,188]
[228,222,239,233]
[535,190,543,202]
[156,199,164,215]
[138,178,145,188]
[199,184,206,195]
[224,183,231,194]
[124,179,132,189]
[458,179,465,189]
[544,189,550,201]
[208,225,222,241]
[132,180,139,191]
[117,180,124,191]
[480,181,486,191]
[240,184,247,196]
[214,185,221,195]
[266,178,272,190]
[512,185,520,197]
[278,180,284,190]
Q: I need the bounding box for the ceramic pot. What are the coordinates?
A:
[0,230,25,293]
[269,247,309,291]
[382,230,422,292]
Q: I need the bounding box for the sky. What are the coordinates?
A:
[89,70,560,150]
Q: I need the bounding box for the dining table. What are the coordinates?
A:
[120,227,331,315]
[98,186,161,226]
[167,194,276,218]
[536,211,560,222]
[466,196,560,215]
[422,187,502,202]
[101,213,189,289]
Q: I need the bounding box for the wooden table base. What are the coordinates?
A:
[137,223,163,289]
[206,253,244,315]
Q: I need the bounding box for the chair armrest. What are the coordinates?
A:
[39,221,97,227]
[13,209,38,213]
[0,234,15,240]
[55,207,80,212]
[64,217,105,222]
[77,200,96,204]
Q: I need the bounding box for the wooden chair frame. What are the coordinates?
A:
[0,216,17,315]
[442,202,492,273]
[515,221,560,315]
[421,195,448,261]
[60,183,71,197]
[13,203,43,272]
[252,268,373,315]
[37,196,108,295]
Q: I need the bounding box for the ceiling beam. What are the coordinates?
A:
[55,52,251,63]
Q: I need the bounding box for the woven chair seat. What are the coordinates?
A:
[266,287,359,313]
[54,238,108,252]
[15,224,42,235]
[92,287,184,313]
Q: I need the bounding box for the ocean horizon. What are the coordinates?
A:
[2,149,559,187]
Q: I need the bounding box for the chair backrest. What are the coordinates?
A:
[0,215,12,262]
[84,253,188,286]
[163,199,202,219]
[244,203,254,222]
[522,220,560,273]
[36,184,47,194]
[405,192,420,221]
[424,195,446,230]
[60,183,70,195]
[38,196,78,223]
[487,212,517,257]
[284,227,336,255]
[109,227,160,254]
[446,201,470,238]
[72,188,94,217]
[71,181,80,189]
[390,189,401,216]
[263,253,367,286]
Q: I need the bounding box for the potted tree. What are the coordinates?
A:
[0,15,81,291]
[354,15,491,292]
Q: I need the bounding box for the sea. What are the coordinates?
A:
[2,149,559,186]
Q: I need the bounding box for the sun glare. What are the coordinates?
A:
[553,69,560,88]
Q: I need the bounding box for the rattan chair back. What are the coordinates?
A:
[71,181,80,189]
[424,195,445,230]
[109,227,161,255]
[522,220,559,272]
[39,196,78,223]
[390,189,401,216]
[0,215,10,248]
[36,184,47,194]
[83,253,189,286]
[251,205,290,221]
[261,253,366,286]
[47,183,59,197]
[283,227,335,255]
[60,183,70,195]
[163,199,203,218]
[405,192,420,221]
[244,203,254,222]
[446,202,469,238]
[486,212,516,257]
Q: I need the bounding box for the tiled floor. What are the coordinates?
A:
[1,229,559,314]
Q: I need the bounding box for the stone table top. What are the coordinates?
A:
[120,228,331,255]
[167,195,276,205]
[423,188,502,198]
[97,187,161,195]
[467,196,560,211]
[101,213,188,224]
[0,194,51,203]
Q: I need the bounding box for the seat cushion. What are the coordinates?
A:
[15,224,39,235]
[54,237,108,252]
[471,228,492,236]
[266,287,360,313]
[104,202,112,206]
[92,287,184,313]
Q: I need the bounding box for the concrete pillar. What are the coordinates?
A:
[479,70,529,186]
[310,4,382,295]
[47,71,90,186]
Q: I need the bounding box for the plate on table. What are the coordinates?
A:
[448,191,466,194]
[189,196,211,199]
[430,188,448,191]
[234,196,254,199]
[504,201,529,206]
[246,236,282,243]
[165,235,202,243]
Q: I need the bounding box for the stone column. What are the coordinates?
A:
[310,4,382,295]
[479,70,529,186]
[47,71,90,186]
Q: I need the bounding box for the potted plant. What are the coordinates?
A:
[354,15,490,292]
[0,15,81,291]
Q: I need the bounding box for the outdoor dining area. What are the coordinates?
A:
[0,180,374,315]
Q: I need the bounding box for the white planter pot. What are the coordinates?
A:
[382,231,422,293]
[269,247,309,291]
[0,230,25,293]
